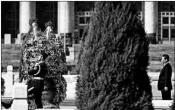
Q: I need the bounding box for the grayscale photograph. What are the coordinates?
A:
[1,1,175,110]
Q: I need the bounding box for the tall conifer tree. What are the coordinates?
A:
[76,2,153,110]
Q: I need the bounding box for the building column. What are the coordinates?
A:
[144,1,158,44]
[57,1,75,47]
[19,1,36,33]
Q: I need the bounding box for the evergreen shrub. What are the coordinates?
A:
[76,2,153,110]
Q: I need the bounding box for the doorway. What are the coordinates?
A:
[36,1,57,33]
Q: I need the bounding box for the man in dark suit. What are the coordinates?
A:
[158,54,172,100]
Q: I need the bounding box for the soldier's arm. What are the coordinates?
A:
[28,65,40,75]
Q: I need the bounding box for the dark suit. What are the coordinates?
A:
[158,63,172,100]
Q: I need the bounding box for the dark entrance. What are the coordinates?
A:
[1,1,19,42]
[36,1,57,33]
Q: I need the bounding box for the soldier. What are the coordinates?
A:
[27,55,47,108]
[19,18,42,83]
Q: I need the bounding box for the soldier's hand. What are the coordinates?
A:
[164,87,168,91]
[34,66,37,70]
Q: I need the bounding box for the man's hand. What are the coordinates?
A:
[164,87,168,91]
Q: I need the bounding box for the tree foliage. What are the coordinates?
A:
[76,2,153,110]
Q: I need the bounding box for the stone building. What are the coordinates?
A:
[1,1,175,73]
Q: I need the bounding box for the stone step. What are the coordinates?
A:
[2,50,21,55]
[148,72,175,81]
[150,56,161,61]
[1,44,174,72]
[148,65,162,72]
[60,100,75,106]
[2,44,22,50]
[150,61,162,65]
[1,44,21,72]
[1,45,21,64]
[1,60,20,70]
[2,54,21,61]
[152,100,173,109]
[148,61,162,72]
[1,60,162,68]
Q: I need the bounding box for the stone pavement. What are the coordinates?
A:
[2,100,173,110]
[152,100,173,109]
[59,106,77,110]
[59,100,173,110]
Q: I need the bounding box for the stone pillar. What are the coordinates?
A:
[144,1,158,44]
[57,1,75,47]
[15,34,21,44]
[4,65,13,97]
[19,1,36,34]
[12,83,28,110]
[4,34,11,44]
